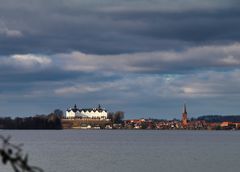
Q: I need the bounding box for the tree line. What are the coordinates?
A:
[0,110,62,130]
[197,115,240,123]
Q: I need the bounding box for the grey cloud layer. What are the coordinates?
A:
[1,43,239,77]
[55,43,240,74]
[1,43,240,96]
[0,0,239,55]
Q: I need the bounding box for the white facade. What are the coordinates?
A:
[79,110,108,118]
[65,104,108,119]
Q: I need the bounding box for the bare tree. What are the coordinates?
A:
[113,111,124,124]
[0,135,43,172]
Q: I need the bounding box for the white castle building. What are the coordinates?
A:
[65,104,108,119]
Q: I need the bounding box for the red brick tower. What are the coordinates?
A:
[182,104,188,127]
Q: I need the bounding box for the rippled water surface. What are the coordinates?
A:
[0,130,239,172]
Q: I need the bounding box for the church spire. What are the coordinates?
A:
[182,103,188,127]
[183,103,187,114]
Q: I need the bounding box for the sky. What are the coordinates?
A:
[0,0,240,119]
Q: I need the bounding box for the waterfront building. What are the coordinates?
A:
[182,104,188,127]
[65,104,108,119]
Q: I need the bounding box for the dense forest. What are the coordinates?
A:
[197,115,240,123]
[0,113,62,129]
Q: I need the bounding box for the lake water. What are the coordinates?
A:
[0,130,239,172]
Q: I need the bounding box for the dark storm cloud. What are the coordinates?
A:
[0,0,239,55]
[114,8,240,42]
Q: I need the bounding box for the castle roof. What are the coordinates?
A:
[67,104,107,112]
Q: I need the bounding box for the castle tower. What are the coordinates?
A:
[182,104,188,127]
[74,104,77,110]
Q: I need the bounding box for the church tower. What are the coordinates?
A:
[182,104,188,127]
